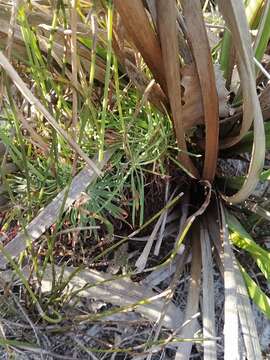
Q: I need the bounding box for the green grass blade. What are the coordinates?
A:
[254,1,270,65]
[219,30,233,86]
[227,212,270,282]
[239,263,270,319]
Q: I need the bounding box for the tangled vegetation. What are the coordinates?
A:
[0,0,270,358]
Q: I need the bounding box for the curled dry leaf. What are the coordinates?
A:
[218,0,265,204]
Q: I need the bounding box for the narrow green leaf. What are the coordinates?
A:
[240,264,270,319]
[219,31,233,86]
[254,1,270,65]
[227,213,270,282]
[259,169,270,181]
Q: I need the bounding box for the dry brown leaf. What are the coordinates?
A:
[113,0,167,97]
[182,0,219,182]
[180,64,229,130]
[181,64,204,129]
[112,9,169,114]
[157,0,198,178]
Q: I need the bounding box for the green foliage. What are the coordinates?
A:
[227,213,270,319]
[228,213,270,281]
[240,264,270,318]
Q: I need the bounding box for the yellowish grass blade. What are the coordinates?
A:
[71,0,78,131]
[71,0,79,174]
